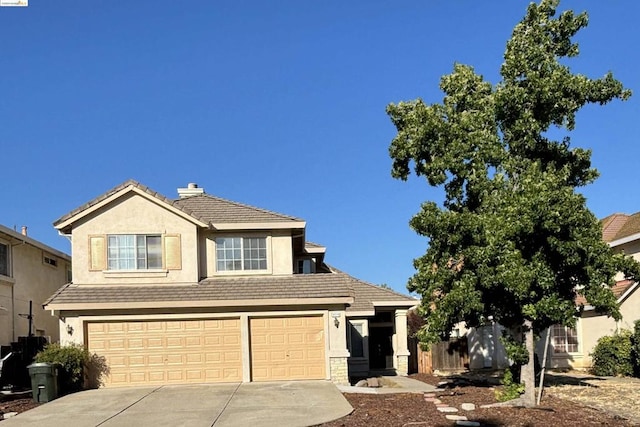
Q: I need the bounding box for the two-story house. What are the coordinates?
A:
[0,224,71,347]
[43,180,416,387]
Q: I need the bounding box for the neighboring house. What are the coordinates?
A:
[43,180,416,387]
[0,225,71,347]
[536,212,640,370]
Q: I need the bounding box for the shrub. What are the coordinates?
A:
[495,368,525,402]
[35,343,90,393]
[632,320,640,378]
[590,330,633,377]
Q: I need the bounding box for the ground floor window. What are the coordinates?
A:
[348,321,365,358]
[551,324,578,353]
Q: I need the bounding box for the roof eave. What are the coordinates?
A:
[44,296,354,311]
[211,221,306,230]
[608,232,640,248]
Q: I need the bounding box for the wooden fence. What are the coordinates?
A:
[409,337,469,374]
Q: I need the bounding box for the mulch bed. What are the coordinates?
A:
[318,373,636,427]
[0,398,40,421]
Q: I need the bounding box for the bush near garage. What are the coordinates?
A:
[34,343,90,394]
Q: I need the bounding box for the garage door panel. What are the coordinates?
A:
[250,315,325,381]
[87,319,242,387]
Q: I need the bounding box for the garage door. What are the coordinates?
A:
[250,315,325,381]
[87,318,242,387]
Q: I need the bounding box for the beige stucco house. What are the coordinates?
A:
[0,225,71,347]
[536,212,640,370]
[44,180,416,387]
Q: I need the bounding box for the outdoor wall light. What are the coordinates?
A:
[66,324,74,335]
[331,312,341,328]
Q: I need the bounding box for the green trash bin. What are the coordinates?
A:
[27,362,59,403]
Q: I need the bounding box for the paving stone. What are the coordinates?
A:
[424,397,437,402]
[367,377,380,388]
[437,406,459,413]
[433,398,442,404]
[423,392,436,398]
[445,415,468,421]
[3,412,18,419]
[437,381,450,386]
[461,403,476,411]
[455,421,480,427]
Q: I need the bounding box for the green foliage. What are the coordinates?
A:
[632,320,640,378]
[495,369,525,402]
[500,332,529,366]
[590,330,633,377]
[35,343,90,393]
[388,0,640,405]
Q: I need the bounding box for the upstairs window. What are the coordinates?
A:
[216,237,267,271]
[107,235,162,270]
[296,259,313,274]
[0,243,8,276]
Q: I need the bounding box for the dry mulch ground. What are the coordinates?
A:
[0,398,40,421]
[318,373,638,427]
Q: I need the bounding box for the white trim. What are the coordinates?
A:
[608,232,640,248]
[372,300,418,307]
[582,281,638,311]
[211,221,306,230]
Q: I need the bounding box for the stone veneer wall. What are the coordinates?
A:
[330,357,349,384]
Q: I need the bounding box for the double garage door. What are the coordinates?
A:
[86,315,325,387]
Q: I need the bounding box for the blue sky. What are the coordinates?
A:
[1,1,638,294]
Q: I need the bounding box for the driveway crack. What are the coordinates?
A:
[211,382,242,426]
[95,386,164,427]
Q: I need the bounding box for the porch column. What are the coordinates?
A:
[395,309,410,376]
[328,310,350,385]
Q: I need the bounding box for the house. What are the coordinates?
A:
[0,224,71,347]
[535,212,640,370]
[43,180,416,387]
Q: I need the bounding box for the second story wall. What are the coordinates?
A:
[70,193,199,284]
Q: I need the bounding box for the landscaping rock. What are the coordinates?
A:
[437,381,450,387]
[461,403,476,411]
[367,377,380,388]
[446,415,468,421]
[433,398,442,404]
[354,379,368,387]
[437,406,459,413]
[3,412,18,419]
[455,421,480,427]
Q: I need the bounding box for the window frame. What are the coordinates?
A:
[347,319,369,360]
[107,234,163,271]
[551,324,579,354]
[0,240,10,278]
[214,235,270,274]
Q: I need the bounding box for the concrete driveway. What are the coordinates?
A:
[3,381,353,427]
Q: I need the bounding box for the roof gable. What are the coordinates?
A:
[53,180,209,232]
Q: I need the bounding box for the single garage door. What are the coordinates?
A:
[250,315,326,381]
[87,318,242,387]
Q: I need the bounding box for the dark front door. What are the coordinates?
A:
[369,326,393,369]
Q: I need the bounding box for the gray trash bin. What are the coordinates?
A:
[27,362,59,403]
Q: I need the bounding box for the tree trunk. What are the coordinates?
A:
[520,319,536,407]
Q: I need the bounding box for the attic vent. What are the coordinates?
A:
[177,183,205,198]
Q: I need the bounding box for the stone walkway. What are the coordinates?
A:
[423,390,480,426]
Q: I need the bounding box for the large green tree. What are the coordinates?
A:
[387,0,640,407]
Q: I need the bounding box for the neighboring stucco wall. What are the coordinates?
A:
[0,233,69,346]
[70,193,199,284]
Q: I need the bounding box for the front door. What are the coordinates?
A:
[368,326,393,369]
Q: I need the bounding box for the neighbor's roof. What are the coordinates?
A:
[44,272,355,310]
[54,179,303,229]
[601,212,640,243]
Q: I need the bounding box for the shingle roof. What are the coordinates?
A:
[600,212,640,243]
[173,194,302,224]
[53,179,303,229]
[576,279,636,307]
[44,273,354,307]
[347,277,417,312]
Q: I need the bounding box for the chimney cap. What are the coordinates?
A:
[177,183,205,199]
